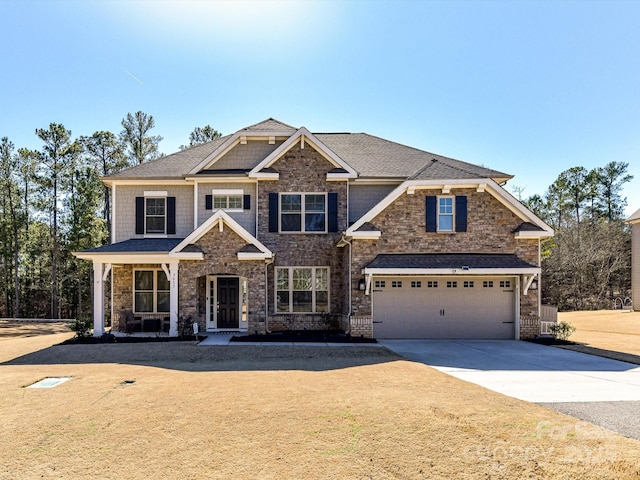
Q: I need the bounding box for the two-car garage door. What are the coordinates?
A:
[372,276,516,339]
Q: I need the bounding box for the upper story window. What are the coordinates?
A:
[438,196,454,232]
[135,191,175,236]
[280,193,326,233]
[145,197,166,234]
[212,189,244,212]
[426,195,467,233]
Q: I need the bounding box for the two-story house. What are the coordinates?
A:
[74,118,553,339]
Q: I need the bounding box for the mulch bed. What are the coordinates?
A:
[231,329,377,343]
[60,333,207,345]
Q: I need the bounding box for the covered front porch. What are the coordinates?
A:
[73,238,203,337]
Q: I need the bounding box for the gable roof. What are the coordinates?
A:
[626,208,640,224]
[316,133,511,182]
[103,118,512,184]
[240,118,297,133]
[172,210,272,260]
[249,127,357,178]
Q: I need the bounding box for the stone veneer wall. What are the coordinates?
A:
[111,264,147,331]
[257,143,349,320]
[179,225,267,334]
[350,188,542,339]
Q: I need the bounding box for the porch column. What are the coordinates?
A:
[92,260,105,337]
[169,262,179,337]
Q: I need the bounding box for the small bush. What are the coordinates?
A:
[549,321,576,341]
[68,318,92,338]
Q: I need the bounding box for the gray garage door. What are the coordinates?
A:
[372,276,516,339]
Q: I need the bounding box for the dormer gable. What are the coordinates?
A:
[248,127,357,180]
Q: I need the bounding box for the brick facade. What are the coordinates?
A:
[257,144,349,318]
[349,188,542,339]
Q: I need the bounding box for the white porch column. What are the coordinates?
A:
[92,260,105,337]
[169,262,179,337]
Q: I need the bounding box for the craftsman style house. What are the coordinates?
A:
[74,118,553,339]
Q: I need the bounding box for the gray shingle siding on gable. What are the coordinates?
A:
[349,184,398,224]
[197,182,257,235]
[211,140,284,170]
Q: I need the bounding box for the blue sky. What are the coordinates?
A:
[1,0,639,215]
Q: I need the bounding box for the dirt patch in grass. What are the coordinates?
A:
[1,323,640,479]
[559,310,640,357]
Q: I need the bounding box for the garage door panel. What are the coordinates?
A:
[373,276,515,339]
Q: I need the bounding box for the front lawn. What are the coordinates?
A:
[0,324,639,479]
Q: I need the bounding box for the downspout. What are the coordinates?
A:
[340,234,352,334]
[264,256,274,334]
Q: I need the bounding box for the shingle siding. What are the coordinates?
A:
[197,182,257,235]
[348,184,398,224]
[211,140,284,170]
[114,185,194,242]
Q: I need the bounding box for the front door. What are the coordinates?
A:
[206,276,241,330]
[217,277,239,329]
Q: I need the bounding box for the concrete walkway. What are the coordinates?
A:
[378,339,640,403]
[197,334,383,347]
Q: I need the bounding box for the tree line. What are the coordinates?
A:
[0,114,633,318]
[0,112,221,319]
[521,162,633,311]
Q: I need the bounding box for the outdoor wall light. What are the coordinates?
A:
[358,278,366,291]
[530,279,538,290]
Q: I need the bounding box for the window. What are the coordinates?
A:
[500,280,511,288]
[392,281,402,288]
[446,281,457,288]
[213,194,243,210]
[463,281,474,288]
[211,189,244,211]
[483,281,494,288]
[411,281,422,288]
[374,280,386,288]
[276,267,329,313]
[280,193,326,232]
[427,281,438,288]
[438,196,454,232]
[145,197,166,234]
[134,270,170,313]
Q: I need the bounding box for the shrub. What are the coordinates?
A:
[549,321,576,341]
[68,318,92,338]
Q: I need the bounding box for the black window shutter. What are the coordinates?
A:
[268,193,279,232]
[167,197,176,234]
[455,196,467,232]
[205,195,212,210]
[243,194,251,210]
[425,196,437,232]
[328,192,338,232]
[135,197,144,234]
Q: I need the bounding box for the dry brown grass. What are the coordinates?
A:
[558,310,640,358]
[1,323,639,479]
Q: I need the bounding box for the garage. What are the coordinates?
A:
[372,276,516,339]
[363,253,541,340]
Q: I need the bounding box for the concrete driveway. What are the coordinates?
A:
[378,340,640,403]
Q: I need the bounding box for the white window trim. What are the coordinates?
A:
[437,195,455,233]
[275,266,330,314]
[133,269,170,314]
[212,189,244,213]
[279,192,328,234]
[144,195,168,236]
